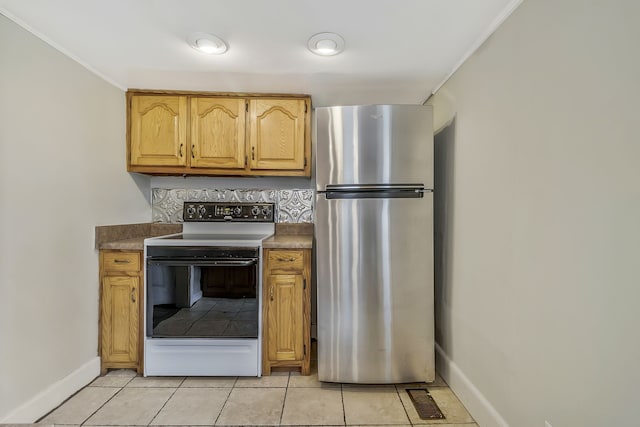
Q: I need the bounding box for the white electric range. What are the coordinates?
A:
[143,202,275,376]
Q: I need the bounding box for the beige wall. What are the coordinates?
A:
[0,15,150,421]
[428,0,640,426]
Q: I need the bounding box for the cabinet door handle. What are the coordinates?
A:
[251,146,255,160]
[179,143,184,157]
[131,288,136,303]
[270,286,274,301]
[114,259,130,264]
[191,144,195,159]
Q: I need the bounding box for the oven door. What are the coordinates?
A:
[146,246,259,339]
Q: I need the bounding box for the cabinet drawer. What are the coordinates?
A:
[267,250,304,272]
[102,252,141,272]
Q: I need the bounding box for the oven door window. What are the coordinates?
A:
[146,249,259,339]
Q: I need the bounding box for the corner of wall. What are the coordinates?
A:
[436,343,509,427]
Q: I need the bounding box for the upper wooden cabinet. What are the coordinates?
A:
[127,91,311,176]
[249,98,306,171]
[191,97,246,169]
[129,95,187,167]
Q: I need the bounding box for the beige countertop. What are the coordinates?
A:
[98,237,148,251]
[95,222,313,250]
[95,223,182,251]
[262,223,313,249]
[262,233,313,249]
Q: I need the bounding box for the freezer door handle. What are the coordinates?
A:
[324,184,425,191]
[322,188,430,200]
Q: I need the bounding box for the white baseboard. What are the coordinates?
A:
[0,357,100,423]
[435,343,509,427]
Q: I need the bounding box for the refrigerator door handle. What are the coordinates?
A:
[324,184,426,191]
[322,187,429,200]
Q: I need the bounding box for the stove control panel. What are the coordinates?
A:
[183,202,275,222]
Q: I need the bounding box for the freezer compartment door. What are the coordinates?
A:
[315,193,434,383]
[315,105,433,190]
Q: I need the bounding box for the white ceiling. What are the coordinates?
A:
[0,0,520,106]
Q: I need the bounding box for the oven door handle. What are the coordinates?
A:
[148,259,258,267]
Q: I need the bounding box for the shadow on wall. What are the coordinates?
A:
[130,172,152,204]
[434,116,456,357]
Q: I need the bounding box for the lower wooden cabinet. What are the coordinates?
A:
[99,250,143,374]
[262,249,311,375]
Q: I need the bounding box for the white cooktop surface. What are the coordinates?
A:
[158,233,272,241]
[145,222,275,247]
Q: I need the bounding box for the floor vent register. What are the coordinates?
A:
[406,388,445,420]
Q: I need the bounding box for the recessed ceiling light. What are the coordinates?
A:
[187,32,228,55]
[307,32,345,56]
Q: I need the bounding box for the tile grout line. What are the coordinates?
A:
[340,383,347,426]
[213,378,239,426]
[40,373,131,425]
[395,385,415,426]
[277,372,291,425]
[79,380,129,426]
[146,377,186,426]
[35,378,86,423]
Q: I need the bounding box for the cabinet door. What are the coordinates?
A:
[248,99,306,170]
[266,274,304,361]
[191,97,246,169]
[130,95,187,166]
[101,275,139,363]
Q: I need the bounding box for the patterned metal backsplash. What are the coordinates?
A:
[152,188,314,223]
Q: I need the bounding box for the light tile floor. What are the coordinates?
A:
[38,361,476,427]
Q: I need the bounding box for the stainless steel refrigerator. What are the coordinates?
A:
[314,104,434,384]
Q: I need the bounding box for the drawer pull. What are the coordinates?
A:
[114,259,131,264]
[131,288,136,303]
[277,257,296,262]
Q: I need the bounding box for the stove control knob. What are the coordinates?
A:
[233,207,242,216]
[197,205,207,216]
[262,206,271,216]
[186,205,196,216]
[251,206,261,216]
